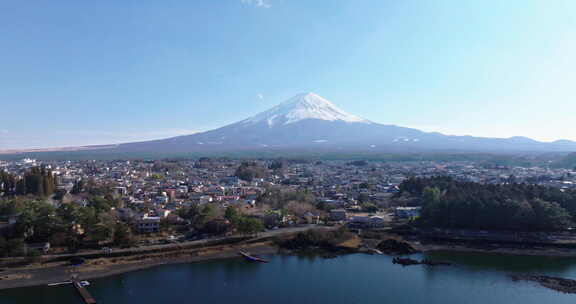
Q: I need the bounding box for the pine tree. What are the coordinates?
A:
[16,179,26,195]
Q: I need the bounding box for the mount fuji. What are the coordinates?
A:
[108,92,576,154]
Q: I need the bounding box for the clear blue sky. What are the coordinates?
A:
[1,0,575,149]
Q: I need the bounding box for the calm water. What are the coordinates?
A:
[2,252,576,304]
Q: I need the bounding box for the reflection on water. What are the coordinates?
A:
[1,253,576,304]
[425,251,576,274]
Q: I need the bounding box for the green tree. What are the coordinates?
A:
[90,196,112,213]
[15,179,26,195]
[90,225,113,242]
[32,203,57,242]
[357,193,370,204]
[192,204,218,229]
[113,222,134,247]
[202,219,232,235]
[224,206,240,224]
[71,179,84,194]
[235,162,268,181]
[401,177,576,231]
[25,249,43,264]
[237,217,264,235]
[361,203,378,213]
[0,235,6,257]
[57,203,81,224]
[530,199,573,231]
[3,239,25,257]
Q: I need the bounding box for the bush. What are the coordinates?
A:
[279,227,353,249]
[25,249,42,264]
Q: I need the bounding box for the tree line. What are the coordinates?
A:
[235,162,268,181]
[176,204,264,236]
[398,176,576,231]
[0,195,122,257]
[0,167,57,197]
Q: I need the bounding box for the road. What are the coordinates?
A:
[0,225,325,264]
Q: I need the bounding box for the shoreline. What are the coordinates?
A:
[364,229,576,258]
[2,243,576,292]
[0,243,277,291]
[416,243,576,258]
[4,228,576,291]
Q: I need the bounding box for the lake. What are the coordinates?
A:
[1,252,576,304]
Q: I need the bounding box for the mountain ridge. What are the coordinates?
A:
[108,92,576,154]
[3,92,576,155]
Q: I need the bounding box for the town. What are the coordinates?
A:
[1,157,576,257]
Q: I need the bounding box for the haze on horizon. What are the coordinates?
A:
[1,0,575,150]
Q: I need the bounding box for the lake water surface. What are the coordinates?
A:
[1,252,576,304]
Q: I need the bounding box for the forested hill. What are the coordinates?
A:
[398,176,576,231]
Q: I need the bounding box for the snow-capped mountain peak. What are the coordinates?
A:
[58,91,576,155]
[241,92,370,126]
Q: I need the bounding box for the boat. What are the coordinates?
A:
[369,248,384,255]
[238,251,269,263]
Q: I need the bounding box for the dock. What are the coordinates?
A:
[73,280,97,304]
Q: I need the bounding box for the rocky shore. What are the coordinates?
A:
[276,227,362,258]
[510,274,576,294]
[359,227,576,258]
[375,238,420,255]
[392,257,452,266]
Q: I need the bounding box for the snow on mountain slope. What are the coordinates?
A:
[240,92,370,126]
[106,92,576,154]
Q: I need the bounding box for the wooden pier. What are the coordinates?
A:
[73,280,97,304]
